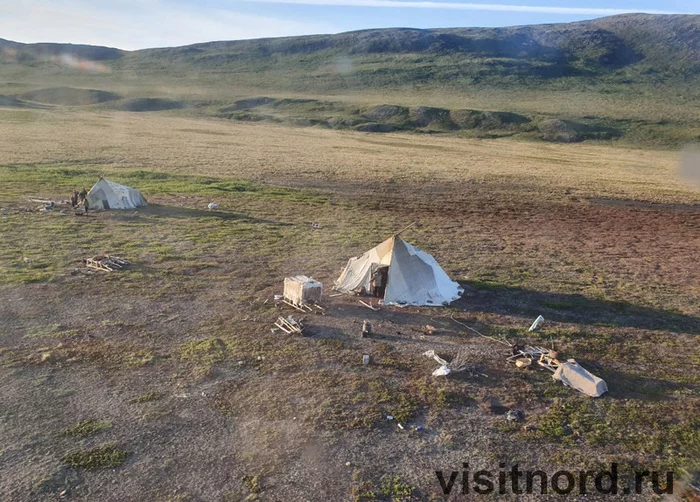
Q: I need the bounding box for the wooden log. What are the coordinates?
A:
[359,300,379,311]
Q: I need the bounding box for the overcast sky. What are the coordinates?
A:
[1,0,698,50]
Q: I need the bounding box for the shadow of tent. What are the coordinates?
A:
[454,281,700,335]
[119,204,285,225]
[586,365,698,401]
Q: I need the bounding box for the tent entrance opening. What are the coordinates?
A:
[371,265,389,298]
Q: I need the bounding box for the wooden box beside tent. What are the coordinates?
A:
[283,275,323,307]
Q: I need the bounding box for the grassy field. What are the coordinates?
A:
[0,108,699,501]
[3,14,700,149]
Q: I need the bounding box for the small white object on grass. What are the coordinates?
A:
[207,202,218,210]
[432,365,451,377]
[529,315,545,331]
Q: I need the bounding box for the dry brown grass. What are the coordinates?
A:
[1,108,696,204]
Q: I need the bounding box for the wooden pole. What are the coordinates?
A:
[394,221,417,237]
[449,315,512,347]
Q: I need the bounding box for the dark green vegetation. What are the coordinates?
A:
[60,420,112,438]
[62,443,129,470]
[2,14,699,146]
[216,96,633,142]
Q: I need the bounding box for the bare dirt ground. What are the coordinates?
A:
[0,110,698,501]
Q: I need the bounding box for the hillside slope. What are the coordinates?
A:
[1,14,698,90]
[1,14,698,147]
[112,14,699,91]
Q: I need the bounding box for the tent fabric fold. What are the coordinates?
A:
[334,236,462,306]
[86,178,147,210]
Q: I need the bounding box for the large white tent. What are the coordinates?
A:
[86,178,147,210]
[334,235,463,306]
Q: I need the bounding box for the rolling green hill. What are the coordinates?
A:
[1,14,699,146]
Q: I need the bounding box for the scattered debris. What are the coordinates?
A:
[423,325,437,335]
[207,202,218,210]
[361,320,372,338]
[507,345,550,369]
[273,294,283,301]
[508,345,608,397]
[311,222,320,230]
[359,300,379,311]
[424,349,484,377]
[528,315,545,331]
[432,365,450,377]
[23,257,32,264]
[536,351,560,372]
[397,423,405,430]
[506,410,525,423]
[447,350,484,376]
[84,255,131,272]
[273,316,304,335]
[23,196,56,205]
[283,299,313,312]
[423,350,451,376]
[514,357,532,369]
[362,355,370,365]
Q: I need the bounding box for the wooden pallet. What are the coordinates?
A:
[274,316,304,335]
[85,255,131,272]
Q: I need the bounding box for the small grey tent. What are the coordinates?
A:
[86,178,147,210]
[334,235,463,306]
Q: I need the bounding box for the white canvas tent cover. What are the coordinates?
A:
[86,178,147,210]
[553,360,608,397]
[334,235,462,306]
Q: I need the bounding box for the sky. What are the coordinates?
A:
[1,0,698,50]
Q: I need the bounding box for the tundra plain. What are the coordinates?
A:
[0,105,699,501]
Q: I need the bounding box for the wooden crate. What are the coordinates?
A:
[283,275,323,306]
